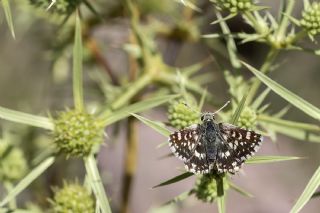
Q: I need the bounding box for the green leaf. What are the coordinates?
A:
[99,95,179,126]
[258,115,320,133]
[163,191,190,206]
[84,155,112,213]
[242,62,320,120]
[217,12,241,68]
[73,11,84,111]
[266,123,320,143]
[153,172,193,188]
[230,93,248,125]
[0,156,55,207]
[246,155,301,164]
[211,13,237,25]
[229,182,253,197]
[1,0,15,39]
[0,106,53,130]
[290,166,320,213]
[174,0,202,12]
[131,113,171,137]
[251,88,270,110]
[198,89,207,111]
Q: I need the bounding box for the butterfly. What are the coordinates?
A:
[168,103,263,174]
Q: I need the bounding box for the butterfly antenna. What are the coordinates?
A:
[182,103,201,115]
[213,101,230,115]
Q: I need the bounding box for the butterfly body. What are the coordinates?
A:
[169,112,263,174]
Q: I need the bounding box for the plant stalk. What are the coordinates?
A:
[121,116,138,213]
[246,48,279,104]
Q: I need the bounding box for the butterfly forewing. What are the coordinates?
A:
[168,124,200,162]
[217,123,263,173]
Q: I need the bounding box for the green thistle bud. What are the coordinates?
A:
[29,0,82,15]
[300,2,320,36]
[192,175,229,203]
[53,110,103,158]
[0,143,28,182]
[168,100,200,129]
[216,0,254,13]
[49,182,94,213]
[237,107,257,129]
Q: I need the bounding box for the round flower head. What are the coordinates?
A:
[300,2,320,36]
[237,107,257,129]
[49,182,94,213]
[168,100,200,129]
[53,109,104,158]
[192,174,229,203]
[0,143,27,182]
[215,0,254,13]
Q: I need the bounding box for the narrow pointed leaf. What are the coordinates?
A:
[246,155,300,164]
[198,89,207,111]
[153,172,193,188]
[100,95,179,126]
[230,93,248,125]
[84,155,111,213]
[243,62,320,120]
[229,182,253,197]
[290,166,320,213]
[1,0,15,38]
[251,88,270,110]
[211,13,236,25]
[0,156,55,207]
[258,115,320,133]
[131,113,171,137]
[163,190,190,205]
[174,0,202,12]
[217,12,241,68]
[73,11,84,110]
[266,123,320,143]
[0,106,53,130]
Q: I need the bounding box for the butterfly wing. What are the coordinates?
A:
[169,124,212,174]
[184,143,212,174]
[216,123,263,174]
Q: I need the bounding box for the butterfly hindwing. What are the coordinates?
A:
[217,123,263,173]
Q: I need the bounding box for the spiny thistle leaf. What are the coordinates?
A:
[0,157,55,207]
[291,166,320,213]
[131,113,171,137]
[1,0,15,38]
[153,172,193,188]
[100,94,179,126]
[246,156,301,164]
[242,62,320,120]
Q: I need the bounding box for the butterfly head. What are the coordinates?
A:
[200,112,215,123]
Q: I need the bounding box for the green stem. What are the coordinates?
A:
[99,73,153,120]
[275,0,296,42]
[3,182,16,209]
[246,48,279,104]
[121,116,138,213]
[243,11,268,35]
[216,175,224,197]
[84,155,112,213]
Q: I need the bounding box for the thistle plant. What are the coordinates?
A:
[0,0,319,213]
[49,181,94,213]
